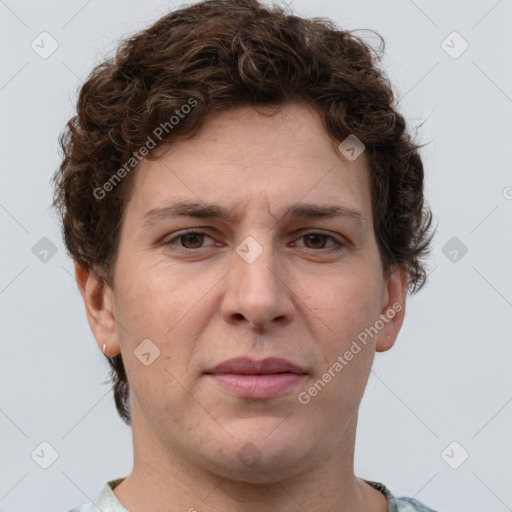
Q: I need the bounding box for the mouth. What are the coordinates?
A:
[204,357,308,399]
[206,356,307,375]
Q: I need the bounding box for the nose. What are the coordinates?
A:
[220,235,295,331]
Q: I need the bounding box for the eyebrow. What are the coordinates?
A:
[142,200,366,227]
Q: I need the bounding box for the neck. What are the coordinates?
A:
[113,407,387,512]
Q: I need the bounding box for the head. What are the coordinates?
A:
[52,0,433,478]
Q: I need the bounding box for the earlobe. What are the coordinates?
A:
[376,265,409,352]
[75,262,121,356]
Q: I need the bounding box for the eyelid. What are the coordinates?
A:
[163,229,346,252]
[292,230,344,248]
[164,229,217,248]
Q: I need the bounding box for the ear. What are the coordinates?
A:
[375,264,409,352]
[75,262,121,357]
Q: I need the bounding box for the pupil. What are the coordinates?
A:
[308,234,324,248]
[185,234,202,247]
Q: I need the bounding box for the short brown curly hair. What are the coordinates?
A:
[52,0,434,426]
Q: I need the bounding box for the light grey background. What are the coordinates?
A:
[1,0,511,511]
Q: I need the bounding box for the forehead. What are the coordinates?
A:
[123,102,373,225]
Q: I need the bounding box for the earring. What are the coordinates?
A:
[103,342,107,354]
[386,335,391,339]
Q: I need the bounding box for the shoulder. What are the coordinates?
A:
[67,505,97,512]
[363,478,439,512]
[396,496,440,511]
[66,478,127,512]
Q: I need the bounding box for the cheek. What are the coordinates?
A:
[308,269,383,335]
[112,256,209,380]
[114,254,188,331]
[302,269,384,395]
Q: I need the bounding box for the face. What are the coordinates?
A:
[79,101,408,482]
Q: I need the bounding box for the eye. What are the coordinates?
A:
[163,230,344,253]
[294,231,344,251]
[165,231,216,250]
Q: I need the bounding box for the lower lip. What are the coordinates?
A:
[206,373,306,399]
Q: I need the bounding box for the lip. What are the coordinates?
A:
[205,357,308,399]
[207,357,307,375]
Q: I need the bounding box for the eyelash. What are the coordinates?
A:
[164,230,345,253]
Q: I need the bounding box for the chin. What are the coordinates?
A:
[202,424,313,482]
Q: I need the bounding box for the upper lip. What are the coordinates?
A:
[206,357,307,375]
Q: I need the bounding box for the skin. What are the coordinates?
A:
[76,101,408,512]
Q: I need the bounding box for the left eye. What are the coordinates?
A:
[294,232,342,250]
[164,231,343,251]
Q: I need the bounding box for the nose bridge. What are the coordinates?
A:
[223,229,293,328]
[234,230,281,293]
